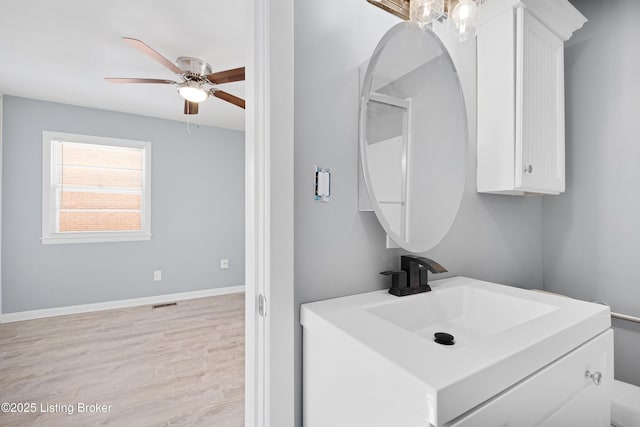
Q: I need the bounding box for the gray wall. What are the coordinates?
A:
[544,0,640,386]
[294,1,544,425]
[2,96,244,313]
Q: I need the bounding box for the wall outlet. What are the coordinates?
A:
[153,270,162,281]
[220,259,229,270]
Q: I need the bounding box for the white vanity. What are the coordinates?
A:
[302,277,613,426]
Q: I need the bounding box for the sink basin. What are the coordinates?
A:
[366,285,557,349]
[301,276,611,426]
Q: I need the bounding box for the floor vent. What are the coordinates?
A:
[152,302,178,309]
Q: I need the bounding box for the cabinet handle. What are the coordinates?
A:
[585,370,603,386]
[523,164,533,174]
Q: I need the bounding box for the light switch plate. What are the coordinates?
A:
[314,166,331,201]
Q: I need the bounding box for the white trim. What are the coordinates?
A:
[0,285,245,323]
[478,0,587,41]
[245,0,264,424]
[246,0,295,426]
[0,94,3,316]
[41,131,152,245]
[41,233,152,245]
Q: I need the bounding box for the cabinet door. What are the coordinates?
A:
[515,8,565,193]
[446,330,613,427]
[538,384,610,427]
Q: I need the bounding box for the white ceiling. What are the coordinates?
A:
[0,0,245,130]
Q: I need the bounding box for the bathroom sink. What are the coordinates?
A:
[366,285,557,349]
[301,276,611,425]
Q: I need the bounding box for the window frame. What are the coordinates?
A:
[41,131,152,245]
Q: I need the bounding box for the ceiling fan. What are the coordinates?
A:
[105,37,245,115]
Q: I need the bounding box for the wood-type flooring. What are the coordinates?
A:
[0,292,245,426]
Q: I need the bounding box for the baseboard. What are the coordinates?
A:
[0,285,245,323]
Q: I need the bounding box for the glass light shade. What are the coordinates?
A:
[449,0,478,42]
[178,83,208,103]
[410,0,444,25]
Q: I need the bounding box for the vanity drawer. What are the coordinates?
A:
[447,329,613,427]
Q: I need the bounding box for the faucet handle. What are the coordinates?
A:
[380,270,407,291]
[401,256,447,274]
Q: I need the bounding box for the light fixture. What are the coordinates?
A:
[448,0,479,41]
[410,0,444,25]
[407,0,482,42]
[178,81,209,103]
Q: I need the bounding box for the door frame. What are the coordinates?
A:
[245,1,295,426]
[0,94,3,318]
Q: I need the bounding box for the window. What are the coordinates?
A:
[42,131,151,244]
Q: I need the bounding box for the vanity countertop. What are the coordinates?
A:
[301,276,611,425]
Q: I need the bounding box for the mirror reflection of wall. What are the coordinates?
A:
[366,97,409,238]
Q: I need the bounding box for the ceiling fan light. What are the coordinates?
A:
[178,83,208,103]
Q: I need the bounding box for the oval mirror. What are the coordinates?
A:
[360,22,468,253]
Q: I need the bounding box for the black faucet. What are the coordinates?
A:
[381,255,447,297]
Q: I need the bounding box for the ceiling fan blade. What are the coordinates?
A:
[206,67,245,84]
[213,90,245,109]
[122,37,183,74]
[184,100,199,115]
[105,78,176,84]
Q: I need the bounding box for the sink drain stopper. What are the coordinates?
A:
[434,332,455,345]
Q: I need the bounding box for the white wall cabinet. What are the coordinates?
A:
[477,1,586,195]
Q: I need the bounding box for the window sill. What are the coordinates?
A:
[41,233,151,245]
